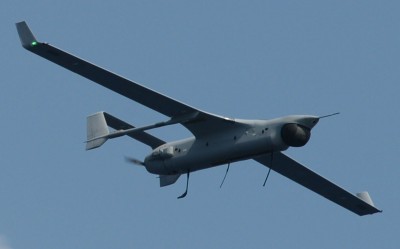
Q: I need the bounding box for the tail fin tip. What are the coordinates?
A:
[86,112,109,150]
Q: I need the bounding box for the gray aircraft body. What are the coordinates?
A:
[16,21,381,216]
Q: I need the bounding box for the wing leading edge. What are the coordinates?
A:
[16,21,239,137]
[254,152,382,216]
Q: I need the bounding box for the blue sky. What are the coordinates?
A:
[1,1,399,248]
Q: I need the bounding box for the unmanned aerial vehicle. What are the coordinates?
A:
[16,21,381,216]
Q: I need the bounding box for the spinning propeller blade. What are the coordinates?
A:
[125,157,145,166]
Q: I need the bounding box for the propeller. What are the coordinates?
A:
[125,156,145,166]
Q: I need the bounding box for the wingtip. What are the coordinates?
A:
[356,191,382,215]
[15,21,38,49]
[356,191,376,206]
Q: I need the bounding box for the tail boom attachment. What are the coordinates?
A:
[85,112,198,150]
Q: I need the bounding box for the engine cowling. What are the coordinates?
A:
[281,123,311,147]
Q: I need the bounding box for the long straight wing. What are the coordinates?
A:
[254,152,382,216]
[16,21,238,137]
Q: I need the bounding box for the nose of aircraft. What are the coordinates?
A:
[298,116,320,129]
[279,115,320,147]
[298,112,340,129]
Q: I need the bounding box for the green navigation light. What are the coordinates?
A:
[31,41,38,46]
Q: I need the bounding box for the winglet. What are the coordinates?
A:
[16,21,38,49]
[356,191,381,211]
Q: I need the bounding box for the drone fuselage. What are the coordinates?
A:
[144,115,318,175]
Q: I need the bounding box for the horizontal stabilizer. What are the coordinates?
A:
[159,174,181,187]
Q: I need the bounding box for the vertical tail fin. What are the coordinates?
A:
[86,112,109,150]
[159,174,181,187]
